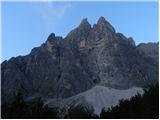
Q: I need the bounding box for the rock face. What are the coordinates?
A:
[1,16,159,104]
[137,42,159,63]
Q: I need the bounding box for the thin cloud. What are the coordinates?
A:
[34,1,72,31]
[48,2,72,18]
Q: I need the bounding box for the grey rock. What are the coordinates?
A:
[137,42,159,62]
[96,16,116,33]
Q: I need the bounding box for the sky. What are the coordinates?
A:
[1,1,159,62]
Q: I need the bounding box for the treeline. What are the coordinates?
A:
[1,84,159,119]
[1,94,57,119]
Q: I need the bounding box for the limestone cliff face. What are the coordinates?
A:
[1,16,158,104]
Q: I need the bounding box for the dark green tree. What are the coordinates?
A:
[67,104,97,119]
[100,84,159,119]
[1,94,58,119]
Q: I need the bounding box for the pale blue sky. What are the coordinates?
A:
[1,1,158,61]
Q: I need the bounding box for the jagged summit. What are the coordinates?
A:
[79,18,90,26]
[47,33,63,42]
[78,18,92,32]
[97,16,106,24]
[96,16,116,33]
[47,17,117,43]
[47,33,56,41]
[78,16,115,33]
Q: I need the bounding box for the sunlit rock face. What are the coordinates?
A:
[1,16,158,104]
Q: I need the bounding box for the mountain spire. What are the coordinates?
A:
[79,18,91,30]
[97,16,115,33]
[97,16,106,24]
[47,33,56,42]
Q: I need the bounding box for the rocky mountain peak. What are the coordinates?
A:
[97,16,106,24]
[128,37,136,47]
[47,33,56,43]
[78,18,91,31]
[80,18,89,25]
[46,33,63,44]
[65,18,91,43]
[96,16,115,33]
[48,33,56,39]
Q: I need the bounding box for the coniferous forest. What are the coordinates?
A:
[1,84,159,119]
[100,84,159,119]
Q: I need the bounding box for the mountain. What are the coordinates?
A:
[1,16,158,109]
